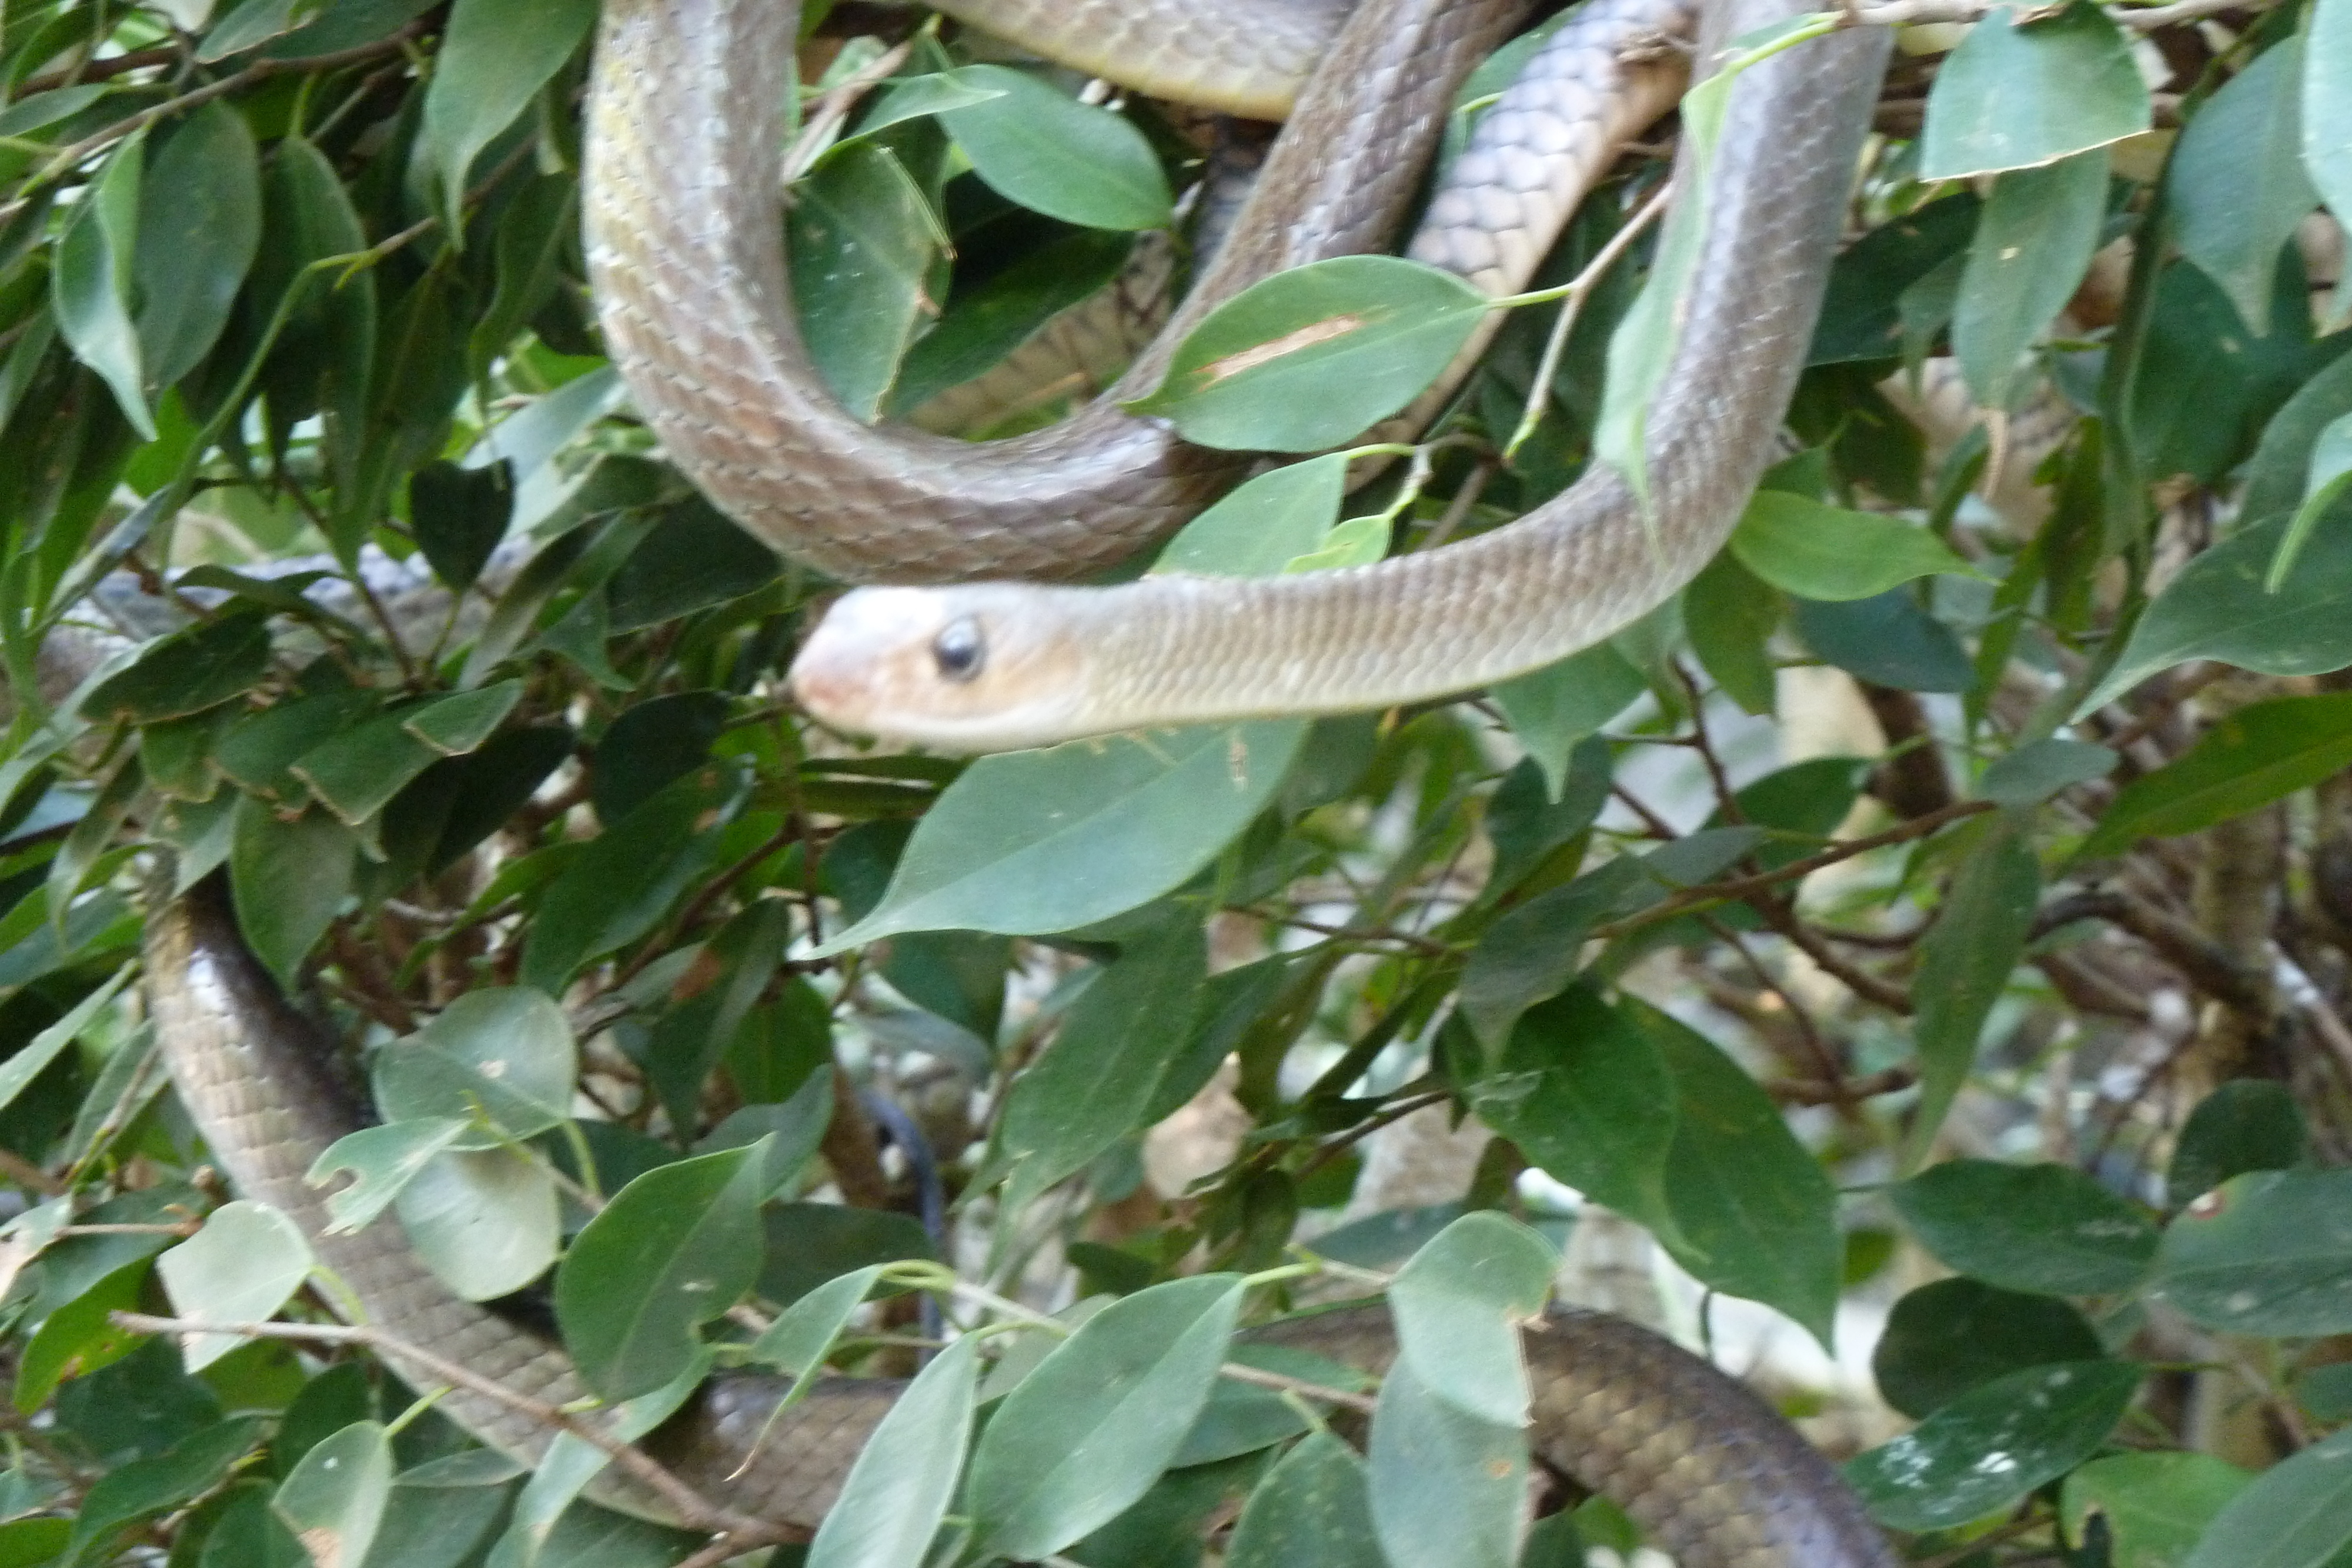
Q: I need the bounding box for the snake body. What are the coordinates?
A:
[144,878,1895,1564]
[786,0,1892,750]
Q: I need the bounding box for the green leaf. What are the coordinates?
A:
[2080,511,2352,714]
[135,103,262,390]
[1125,256,1488,452]
[2064,1452,2250,1568]
[0,964,130,1117]
[1873,1278,2105,1420]
[745,1264,884,1378]
[307,1118,472,1235]
[409,461,513,590]
[229,801,359,987]
[420,0,596,233]
[1227,1432,1380,1568]
[994,922,1207,1208]
[2169,1081,2305,1210]
[1795,589,1975,693]
[521,765,742,991]
[1978,738,2117,805]
[938,65,1171,231]
[1387,1212,1556,1426]
[64,1418,264,1567]
[2271,409,2352,589]
[393,1144,557,1301]
[52,132,154,438]
[1152,456,1347,579]
[1475,987,1679,1242]
[2173,38,2318,335]
[154,1201,314,1372]
[272,1420,392,1568]
[1483,743,1611,893]
[2306,0,2352,269]
[372,986,577,1147]
[1367,1354,1526,1568]
[1645,1000,1842,1345]
[1953,149,2108,407]
[1892,1159,2158,1295]
[1457,860,1643,1048]
[292,682,524,828]
[2180,1426,2352,1568]
[966,1275,1244,1561]
[891,229,1131,417]
[1919,2,2151,178]
[853,71,1010,142]
[553,1139,769,1401]
[2082,693,2352,858]
[817,721,1307,949]
[806,1332,982,1568]
[83,611,270,724]
[1906,824,2040,1165]
[604,498,782,631]
[1846,1360,2142,1532]
[2150,1168,2352,1335]
[1811,193,1982,364]
[1685,551,1782,714]
[1489,644,1645,797]
[1729,490,1977,601]
[787,139,945,422]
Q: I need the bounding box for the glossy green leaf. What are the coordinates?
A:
[1953,149,2108,406]
[2083,693,2352,858]
[1847,1360,2141,1532]
[1979,738,2116,805]
[2180,1426,2352,1568]
[372,986,576,1147]
[1685,550,1782,714]
[938,65,1171,231]
[2168,1081,2305,1210]
[2174,38,2317,335]
[1906,824,2040,1165]
[1458,859,1643,1047]
[806,1332,982,1568]
[52,132,153,438]
[1387,1211,1555,1425]
[293,682,524,828]
[604,498,781,631]
[1873,1278,2106,1420]
[1125,256,1487,452]
[1811,193,1981,364]
[229,801,358,987]
[1367,1353,1526,1568]
[135,103,262,390]
[521,765,743,991]
[2150,1168,2352,1334]
[788,139,944,421]
[409,461,513,590]
[393,1144,558,1301]
[1476,986,1679,1241]
[1645,1001,1841,1344]
[1796,589,1975,693]
[554,1139,769,1401]
[356,1452,518,1568]
[966,1275,1244,1561]
[420,0,597,231]
[817,721,1307,949]
[1490,643,1646,797]
[1893,1159,2157,1295]
[2082,511,2352,713]
[2271,409,2352,589]
[1482,742,1611,894]
[82,612,270,724]
[154,1201,314,1372]
[759,1203,937,1310]
[64,1417,265,1567]
[994,921,1207,1208]
[1152,456,1346,579]
[745,1264,884,1378]
[2306,0,2352,263]
[308,1118,471,1235]
[272,1420,392,1568]
[1227,1432,1380,1568]
[1919,2,2151,178]
[1730,490,1977,601]
[0,964,129,1117]
[2065,1452,2250,1568]
[891,229,1131,417]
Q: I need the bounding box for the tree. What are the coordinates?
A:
[4,0,2352,1562]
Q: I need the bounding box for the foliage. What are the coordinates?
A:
[4,0,2352,1564]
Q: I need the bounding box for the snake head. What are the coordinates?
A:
[789,584,1091,753]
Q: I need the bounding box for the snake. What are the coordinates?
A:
[144,875,1896,1566]
[119,1,1899,1561]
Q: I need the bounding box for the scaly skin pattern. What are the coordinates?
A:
[788,0,1897,753]
[145,878,1893,1560]
[582,0,1528,583]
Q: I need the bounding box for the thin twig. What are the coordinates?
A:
[1506,180,1672,463]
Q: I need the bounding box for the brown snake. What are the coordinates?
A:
[146,878,1896,1564]
[129,0,1900,1560]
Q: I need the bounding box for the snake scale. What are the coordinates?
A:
[129,0,1901,1560]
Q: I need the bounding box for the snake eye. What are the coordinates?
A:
[931,617,985,683]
